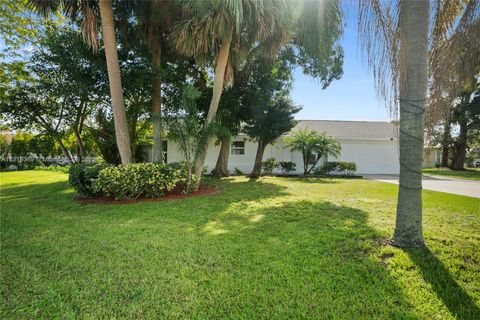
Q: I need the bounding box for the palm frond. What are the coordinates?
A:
[356,0,400,117]
[29,0,99,52]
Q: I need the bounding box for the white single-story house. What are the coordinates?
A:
[147,120,402,175]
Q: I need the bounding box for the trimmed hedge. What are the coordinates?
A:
[277,161,296,174]
[69,163,111,197]
[262,158,277,175]
[313,161,357,176]
[92,162,199,200]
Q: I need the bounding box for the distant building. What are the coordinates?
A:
[146,120,402,175]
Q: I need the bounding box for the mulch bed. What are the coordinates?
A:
[76,184,219,205]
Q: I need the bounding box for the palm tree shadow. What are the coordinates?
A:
[405,247,480,320]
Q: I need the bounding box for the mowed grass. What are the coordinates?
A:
[423,167,480,180]
[1,171,479,319]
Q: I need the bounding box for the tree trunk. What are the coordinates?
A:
[212,138,230,177]
[151,49,163,163]
[440,121,451,167]
[194,27,234,176]
[303,151,309,175]
[250,140,266,178]
[55,136,74,164]
[307,154,322,174]
[73,127,86,163]
[73,101,86,163]
[452,120,467,170]
[130,113,137,162]
[392,0,429,248]
[99,0,132,164]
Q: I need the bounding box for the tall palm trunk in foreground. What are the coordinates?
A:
[194,27,234,176]
[392,0,429,247]
[151,49,163,163]
[99,0,132,164]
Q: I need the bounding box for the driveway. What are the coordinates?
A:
[364,174,480,198]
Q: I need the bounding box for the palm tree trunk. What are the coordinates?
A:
[392,0,429,248]
[194,27,234,176]
[250,139,266,178]
[99,0,132,164]
[151,49,163,163]
[212,138,230,178]
[303,151,309,175]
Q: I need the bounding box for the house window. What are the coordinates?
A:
[231,141,245,155]
[308,153,317,164]
[162,140,168,163]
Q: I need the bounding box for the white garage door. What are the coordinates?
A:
[336,140,399,174]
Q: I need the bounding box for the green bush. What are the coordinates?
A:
[277,161,296,174]
[313,161,357,176]
[68,163,110,197]
[262,158,277,175]
[234,167,244,175]
[92,162,198,200]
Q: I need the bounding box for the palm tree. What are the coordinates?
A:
[134,0,179,163]
[392,1,429,247]
[284,129,341,175]
[30,0,132,164]
[170,0,291,176]
[357,0,478,247]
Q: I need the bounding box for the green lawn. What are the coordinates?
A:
[423,167,480,180]
[1,171,479,319]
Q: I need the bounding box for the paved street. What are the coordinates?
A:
[364,174,480,198]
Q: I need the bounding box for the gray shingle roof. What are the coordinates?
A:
[293,120,398,140]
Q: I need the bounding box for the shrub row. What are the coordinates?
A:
[261,158,297,175]
[69,162,198,200]
[69,163,111,197]
[312,161,357,176]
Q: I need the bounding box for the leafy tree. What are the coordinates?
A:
[167,85,213,192]
[246,97,300,178]
[89,110,121,165]
[450,83,480,170]
[284,129,341,175]
[30,134,59,157]
[30,25,107,162]
[9,132,34,157]
[31,0,133,164]
[0,0,50,99]
[171,0,300,176]
[0,84,75,161]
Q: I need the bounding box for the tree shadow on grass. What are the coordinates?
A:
[0,180,71,203]
[283,177,340,184]
[405,247,480,320]
[193,199,421,319]
[2,175,477,319]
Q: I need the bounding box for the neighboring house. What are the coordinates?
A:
[423,147,441,168]
[146,120,401,175]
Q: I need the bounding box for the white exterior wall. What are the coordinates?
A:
[160,135,400,175]
[333,139,399,174]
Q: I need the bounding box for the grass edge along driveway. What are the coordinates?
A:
[423,167,480,180]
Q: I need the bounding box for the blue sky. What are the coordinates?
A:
[291,8,391,122]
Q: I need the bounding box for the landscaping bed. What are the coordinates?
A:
[77,184,219,205]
